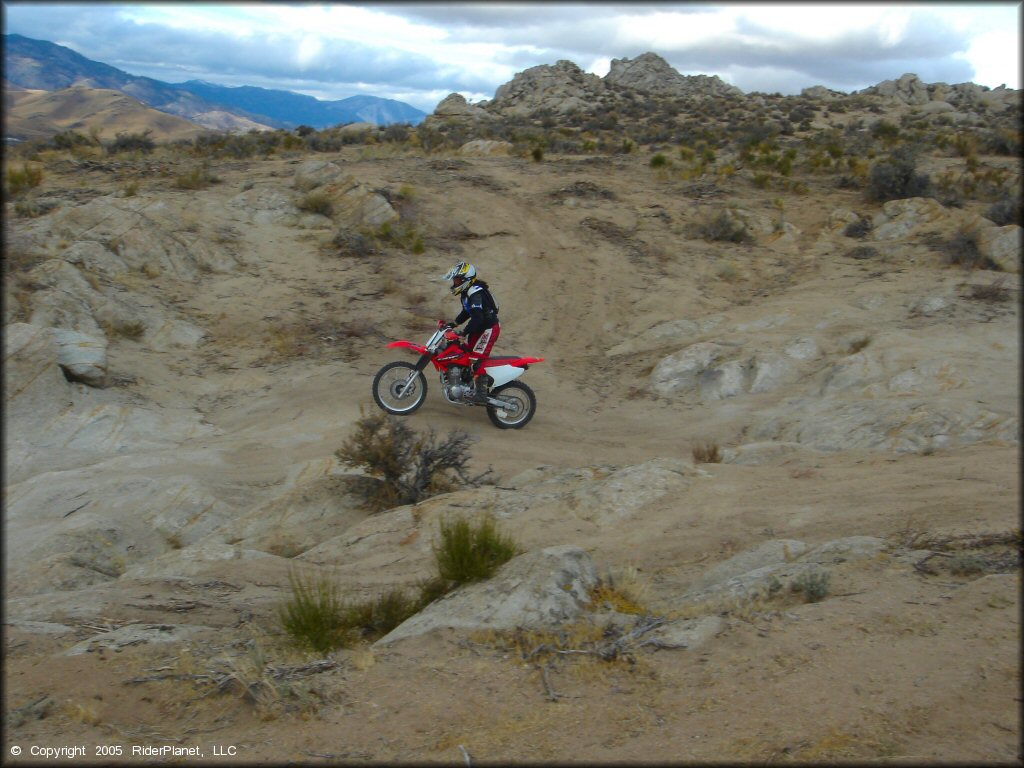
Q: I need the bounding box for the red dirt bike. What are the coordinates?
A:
[372,320,545,429]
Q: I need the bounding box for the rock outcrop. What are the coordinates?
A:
[857,72,1019,113]
[423,93,498,129]
[489,60,607,116]
[605,52,743,99]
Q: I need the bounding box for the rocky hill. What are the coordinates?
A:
[2,53,1020,764]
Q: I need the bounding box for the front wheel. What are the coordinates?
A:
[373,361,427,415]
[486,381,537,429]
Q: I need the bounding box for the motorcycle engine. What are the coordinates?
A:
[444,366,473,401]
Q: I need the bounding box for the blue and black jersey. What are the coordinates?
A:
[455,280,499,338]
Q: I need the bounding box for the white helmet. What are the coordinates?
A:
[443,261,477,296]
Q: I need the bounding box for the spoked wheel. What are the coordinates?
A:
[486,381,537,429]
[372,361,427,415]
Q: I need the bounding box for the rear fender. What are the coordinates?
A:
[480,356,544,370]
[483,363,532,387]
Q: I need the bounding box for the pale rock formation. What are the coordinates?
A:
[375,545,598,646]
[606,52,743,99]
[459,139,514,156]
[491,60,606,116]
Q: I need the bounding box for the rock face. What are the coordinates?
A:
[375,545,599,646]
[675,536,887,609]
[605,52,743,99]
[490,60,607,116]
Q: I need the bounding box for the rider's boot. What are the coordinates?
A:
[467,367,491,404]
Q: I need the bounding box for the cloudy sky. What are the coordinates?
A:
[3,2,1020,113]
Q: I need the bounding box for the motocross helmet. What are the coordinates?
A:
[443,261,477,296]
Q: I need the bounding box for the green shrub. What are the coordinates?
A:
[332,230,374,258]
[791,569,831,603]
[948,553,986,575]
[867,146,932,202]
[278,568,349,653]
[986,194,1022,227]
[433,515,521,584]
[649,153,669,168]
[6,163,43,196]
[843,218,872,238]
[335,413,493,510]
[52,130,92,150]
[690,209,754,243]
[942,229,997,271]
[107,130,155,155]
[340,587,423,639]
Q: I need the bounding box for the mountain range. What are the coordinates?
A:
[2,33,427,137]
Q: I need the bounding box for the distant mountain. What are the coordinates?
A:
[3,33,427,131]
[176,81,426,128]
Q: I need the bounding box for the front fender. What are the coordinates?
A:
[387,340,429,355]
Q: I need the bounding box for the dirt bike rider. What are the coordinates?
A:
[443,261,500,403]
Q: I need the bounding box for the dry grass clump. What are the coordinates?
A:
[173,164,220,190]
[692,440,722,464]
[961,276,1011,303]
[296,190,334,217]
[589,565,651,615]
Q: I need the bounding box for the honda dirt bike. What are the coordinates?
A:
[372,320,545,429]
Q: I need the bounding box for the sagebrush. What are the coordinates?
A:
[335,412,493,510]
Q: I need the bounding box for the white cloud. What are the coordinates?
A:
[4,2,1020,106]
[964,28,1021,89]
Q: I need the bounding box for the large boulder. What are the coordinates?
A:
[649,342,728,396]
[322,176,398,228]
[963,216,1021,273]
[871,197,949,240]
[293,159,343,191]
[52,328,107,387]
[425,93,498,127]
[374,545,599,646]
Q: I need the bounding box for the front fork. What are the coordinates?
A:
[398,353,432,398]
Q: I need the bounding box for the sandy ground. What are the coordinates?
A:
[3,147,1020,764]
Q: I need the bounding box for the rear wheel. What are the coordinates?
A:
[373,361,427,415]
[486,381,536,429]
